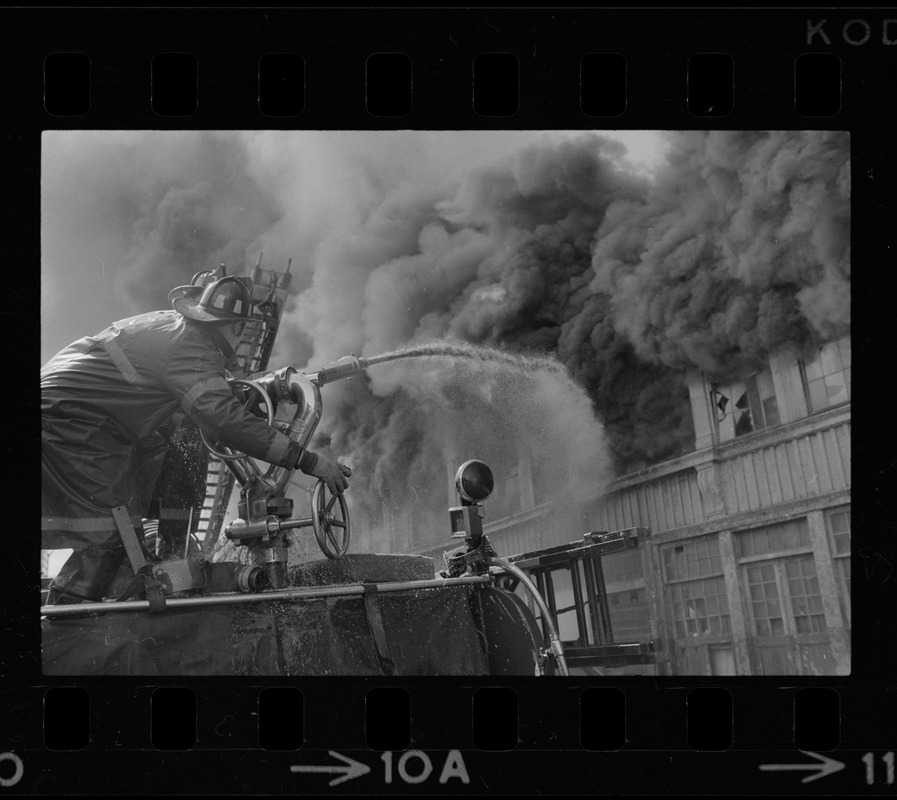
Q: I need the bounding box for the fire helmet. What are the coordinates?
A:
[169,275,256,323]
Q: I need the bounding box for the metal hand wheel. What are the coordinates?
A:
[311,480,351,559]
[200,378,275,461]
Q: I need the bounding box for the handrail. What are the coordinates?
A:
[40,574,492,617]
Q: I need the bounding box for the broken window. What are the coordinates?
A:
[711,367,781,443]
[662,537,731,640]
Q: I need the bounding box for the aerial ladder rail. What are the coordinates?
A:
[198,256,292,554]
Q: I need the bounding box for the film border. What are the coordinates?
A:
[4,5,894,796]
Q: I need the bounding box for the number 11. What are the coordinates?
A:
[863,752,895,785]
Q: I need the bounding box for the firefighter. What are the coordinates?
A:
[41,274,351,604]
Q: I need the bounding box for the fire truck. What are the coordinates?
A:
[40,258,661,677]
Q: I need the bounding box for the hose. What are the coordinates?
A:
[483,556,569,676]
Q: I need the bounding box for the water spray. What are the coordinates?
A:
[207,344,537,583]
[206,340,587,598]
[302,341,569,387]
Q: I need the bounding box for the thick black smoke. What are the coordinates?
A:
[297,135,691,478]
[44,130,850,557]
[591,131,850,377]
[293,131,849,539]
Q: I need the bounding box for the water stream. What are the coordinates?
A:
[364,340,568,377]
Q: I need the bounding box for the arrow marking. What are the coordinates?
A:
[290,750,371,786]
[759,751,846,784]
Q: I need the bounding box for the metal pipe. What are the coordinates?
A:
[184,506,194,554]
[300,351,417,386]
[303,355,370,387]
[264,369,322,495]
[41,574,493,617]
[484,557,569,677]
[225,515,315,541]
[236,455,263,485]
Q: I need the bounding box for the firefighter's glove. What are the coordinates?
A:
[297,451,352,494]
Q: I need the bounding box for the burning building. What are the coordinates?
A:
[41,129,850,676]
[400,130,851,677]
[414,335,851,677]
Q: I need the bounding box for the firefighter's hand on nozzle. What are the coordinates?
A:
[300,451,351,494]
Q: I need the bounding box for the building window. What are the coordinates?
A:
[784,556,827,634]
[737,519,812,558]
[801,337,851,413]
[662,537,730,639]
[662,536,722,581]
[669,576,731,638]
[827,506,851,627]
[744,555,826,636]
[745,561,785,635]
[711,367,781,443]
[828,507,851,558]
[737,521,826,638]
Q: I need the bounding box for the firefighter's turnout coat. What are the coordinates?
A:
[41,310,303,549]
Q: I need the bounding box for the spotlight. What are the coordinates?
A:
[454,459,494,503]
[449,460,494,543]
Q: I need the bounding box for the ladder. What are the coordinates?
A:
[198,256,293,554]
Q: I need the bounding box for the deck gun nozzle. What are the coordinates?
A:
[303,355,371,386]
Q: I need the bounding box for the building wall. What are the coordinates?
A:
[420,337,851,677]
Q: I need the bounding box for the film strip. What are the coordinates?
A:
[6,6,895,796]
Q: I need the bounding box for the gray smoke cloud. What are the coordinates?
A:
[313,342,614,551]
[591,130,850,377]
[41,131,280,360]
[260,134,648,546]
[278,130,849,543]
[42,129,850,554]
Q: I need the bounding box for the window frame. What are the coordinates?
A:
[736,530,827,639]
[826,505,851,627]
[667,574,732,640]
[799,337,851,414]
[735,518,815,564]
[661,536,732,643]
[710,365,782,443]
